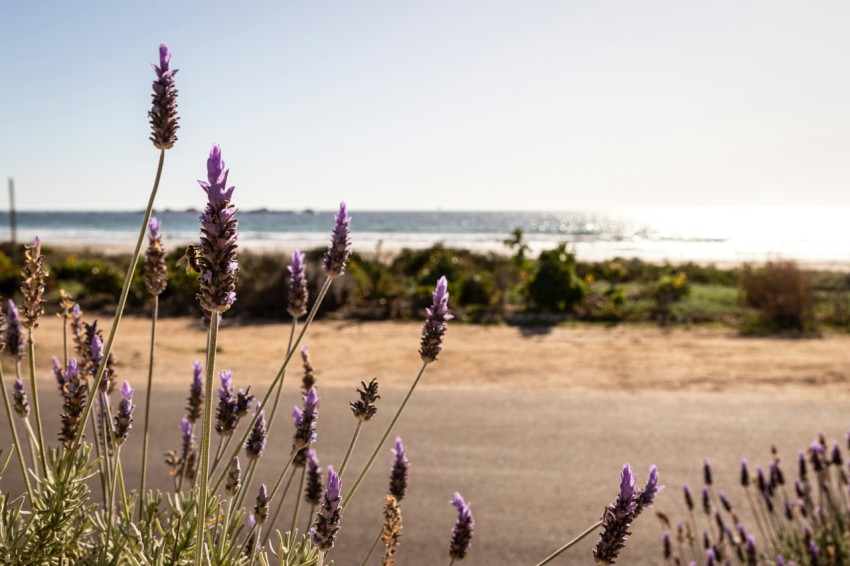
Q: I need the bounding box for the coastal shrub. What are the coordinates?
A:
[0,43,660,566]
[739,261,814,334]
[526,243,588,312]
[660,437,850,565]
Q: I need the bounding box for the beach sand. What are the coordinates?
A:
[2,315,850,564]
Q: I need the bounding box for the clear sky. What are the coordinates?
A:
[2,1,849,211]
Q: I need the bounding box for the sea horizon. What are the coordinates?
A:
[1,206,849,269]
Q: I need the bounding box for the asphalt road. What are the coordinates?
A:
[1,382,847,565]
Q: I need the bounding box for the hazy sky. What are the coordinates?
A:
[2,1,849,211]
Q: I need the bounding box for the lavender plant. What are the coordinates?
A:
[0,40,667,566]
[659,436,850,565]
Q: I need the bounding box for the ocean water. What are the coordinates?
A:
[1,207,849,268]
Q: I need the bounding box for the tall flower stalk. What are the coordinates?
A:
[193,143,239,566]
[343,276,451,509]
[139,216,167,519]
[73,43,178,451]
[0,305,33,499]
[21,236,48,477]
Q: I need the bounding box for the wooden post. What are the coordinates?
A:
[8,178,17,264]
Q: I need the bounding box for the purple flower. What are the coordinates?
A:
[12,376,28,417]
[215,369,240,436]
[701,486,710,514]
[254,484,269,524]
[831,441,843,466]
[186,361,204,423]
[808,538,820,565]
[389,437,410,502]
[5,300,24,358]
[52,356,64,391]
[634,465,662,517]
[144,216,168,296]
[149,43,179,150]
[195,144,239,313]
[245,408,267,460]
[312,466,342,551]
[594,464,638,565]
[305,449,324,506]
[683,484,694,511]
[58,358,86,448]
[662,533,671,559]
[293,387,319,454]
[287,250,308,318]
[323,202,351,277]
[350,378,380,421]
[741,458,750,487]
[419,276,453,363]
[449,492,474,561]
[113,381,135,445]
[746,535,757,565]
[799,450,808,481]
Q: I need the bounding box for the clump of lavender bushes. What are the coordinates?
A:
[659,437,850,565]
[0,43,659,565]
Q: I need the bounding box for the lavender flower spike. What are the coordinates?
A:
[149,42,179,150]
[5,300,25,358]
[12,376,29,418]
[323,201,352,277]
[144,216,168,296]
[59,359,86,448]
[254,484,270,524]
[449,492,474,561]
[245,407,266,460]
[312,466,342,551]
[292,386,320,462]
[195,144,239,313]
[215,369,239,436]
[113,381,135,446]
[186,361,204,423]
[287,250,308,318]
[634,465,663,517]
[420,276,453,363]
[593,464,638,565]
[389,436,410,502]
[305,449,324,506]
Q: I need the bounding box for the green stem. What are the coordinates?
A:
[73,149,166,452]
[103,447,122,561]
[267,465,297,538]
[211,278,333,494]
[289,466,307,542]
[534,520,603,566]
[358,528,382,566]
[89,398,108,504]
[338,421,363,479]
[176,421,196,493]
[21,418,39,473]
[235,459,259,513]
[25,338,47,479]
[342,361,429,509]
[195,312,221,566]
[317,550,325,566]
[0,364,33,499]
[305,504,316,535]
[265,319,297,432]
[99,393,114,504]
[139,294,158,521]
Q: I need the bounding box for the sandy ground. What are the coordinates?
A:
[2,315,850,564]
[18,315,850,395]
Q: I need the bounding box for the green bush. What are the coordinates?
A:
[526,244,587,312]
